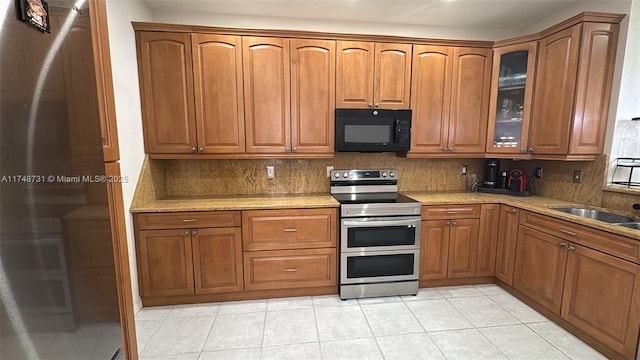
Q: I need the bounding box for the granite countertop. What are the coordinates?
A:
[405,191,640,240]
[130,194,340,213]
[130,191,640,240]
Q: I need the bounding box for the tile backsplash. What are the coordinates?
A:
[158,153,484,196]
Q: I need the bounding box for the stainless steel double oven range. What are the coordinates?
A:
[330,169,421,299]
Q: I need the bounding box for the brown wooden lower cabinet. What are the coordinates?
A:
[562,244,640,359]
[447,219,479,278]
[137,229,195,297]
[476,204,499,276]
[513,226,567,314]
[494,205,519,285]
[192,227,243,294]
[420,220,450,280]
[243,248,336,291]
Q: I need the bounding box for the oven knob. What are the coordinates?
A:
[342,172,349,178]
[382,171,387,177]
[389,171,396,178]
[334,172,340,179]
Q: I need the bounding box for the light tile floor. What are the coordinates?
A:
[136,285,606,360]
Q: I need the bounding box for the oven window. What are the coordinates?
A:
[344,125,390,143]
[347,226,415,248]
[346,254,415,278]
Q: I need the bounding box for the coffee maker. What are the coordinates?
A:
[483,159,500,188]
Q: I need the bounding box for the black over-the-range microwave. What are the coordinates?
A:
[335,109,412,152]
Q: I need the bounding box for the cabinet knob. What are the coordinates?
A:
[510,208,517,214]
[190,147,196,153]
[451,221,457,226]
[368,103,373,108]
[527,148,534,153]
[443,147,449,152]
[292,147,297,152]
[568,245,575,252]
[191,230,197,236]
[374,103,380,108]
[559,241,566,248]
[285,147,290,152]
[448,147,454,152]
[446,221,451,226]
[184,231,189,236]
[198,147,204,153]
[520,148,527,153]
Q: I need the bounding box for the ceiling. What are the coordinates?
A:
[140,0,631,38]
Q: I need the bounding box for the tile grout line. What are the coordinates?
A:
[357,299,387,360]
[523,322,581,360]
[135,306,173,356]
[196,306,220,357]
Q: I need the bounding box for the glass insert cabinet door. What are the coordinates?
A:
[486,42,537,154]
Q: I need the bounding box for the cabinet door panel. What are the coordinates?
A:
[570,22,619,154]
[291,39,335,153]
[137,229,194,297]
[448,47,492,153]
[243,37,290,153]
[192,227,243,294]
[562,244,640,358]
[137,32,196,154]
[374,43,412,109]
[420,220,449,280]
[192,34,245,153]
[477,204,499,277]
[447,219,479,278]
[336,41,375,108]
[409,46,452,154]
[513,227,567,314]
[495,206,519,285]
[529,25,581,154]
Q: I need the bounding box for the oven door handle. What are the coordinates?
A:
[342,219,419,227]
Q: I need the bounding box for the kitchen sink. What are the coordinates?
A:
[552,207,634,223]
[618,222,640,230]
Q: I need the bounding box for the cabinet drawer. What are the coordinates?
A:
[242,208,337,251]
[137,211,241,230]
[243,248,337,290]
[422,205,481,220]
[520,211,640,264]
[65,220,114,268]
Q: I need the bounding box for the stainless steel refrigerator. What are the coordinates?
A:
[1,0,123,358]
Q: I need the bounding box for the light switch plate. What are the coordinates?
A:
[573,170,582,183]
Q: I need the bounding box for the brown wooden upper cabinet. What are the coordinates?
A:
[336,41,411,109]
[137,32,197,154]
[244,37,335,155]
[409,46,492,156]
[486,42,537,155]
[529,21,619,157]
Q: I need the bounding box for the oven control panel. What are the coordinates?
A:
[330,169,397,181]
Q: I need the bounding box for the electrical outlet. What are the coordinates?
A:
[534,167,543,178]
[573,170,582,183]
[266,166,275,179]
[461,165,468,175]
[326,166,334,178]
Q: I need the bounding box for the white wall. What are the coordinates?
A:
[105,0,152,312]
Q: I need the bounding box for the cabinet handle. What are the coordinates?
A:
[510,208,517,214]
[104,243,111,247]
[192,230,197,236]
[190,147,196,153]
[368,102,373,108]
[446,221,451,226]
[568,245,575,252]
[559,241,566,248]
[560,229,576,236]
[284,228,297,232]
[446,211,459,214]
[374,103,380,108]
[198,147,204,153]
[449,147,454,152]
[527,148,534,153]
[182,219,197,223]
[184,231,189,236]
[284,268,298,272]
